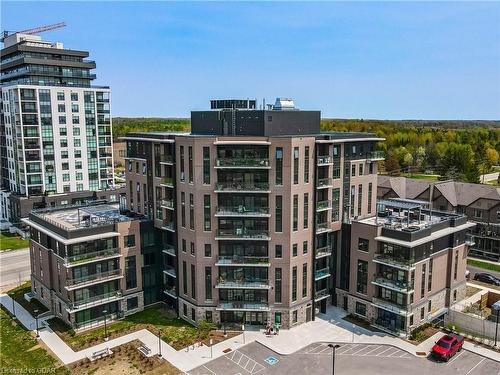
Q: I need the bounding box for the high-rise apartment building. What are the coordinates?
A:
[122,98,383,328]
[0,30,114,223]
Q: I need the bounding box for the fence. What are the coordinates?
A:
[445,308,499,346]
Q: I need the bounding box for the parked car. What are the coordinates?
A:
[431,334,464,361]
[473,273,500,286]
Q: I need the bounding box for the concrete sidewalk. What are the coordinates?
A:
[1,294,499,372]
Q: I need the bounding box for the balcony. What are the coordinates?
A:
[65,269,123,291]
[465,234,475,246]
[371,276,414,294]
[164,265,177,278]
[164,286,177,298]
[64,248,121,267]
[215,206,270,218]
[215,229,270,241]
[160,177,174,188]
[216,279,270,289]
[162,244,176,257]
[317,156,333,166]
[215,158,270,169]
[373,254,415,271]
[215,182,270,193]
[316,200,332,212]
[160,199,175,210]
[372,297,412,316]
[159,155,175,165]
[215,256,270,267]
[315,245,332,259]
[367,151,385,161]
[316,222,332,234]
[67,291,123,312]
[314,289,329,301]
[162,221,175,232]
[216,302,270,312]
[317,178,333,189]
[315,267,331,281]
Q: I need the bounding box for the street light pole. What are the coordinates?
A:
[34,309,39,338]
[495,309,500,347]
[12,298,16,320]
[102,309,108,341]
[327,344,340,375]
[242,324,245,344]
[158,328,162,358]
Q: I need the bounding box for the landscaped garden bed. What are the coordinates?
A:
[48,303,237,351]
[407,323,440,344]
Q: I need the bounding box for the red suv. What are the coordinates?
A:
[431,334,464,361]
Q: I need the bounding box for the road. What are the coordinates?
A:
[0,248,30,289]
[467,265,500,280]
[479,171,499,183]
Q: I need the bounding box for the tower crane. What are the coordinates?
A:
[1,22,66,42]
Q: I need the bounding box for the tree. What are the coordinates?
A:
[384,155,401,176]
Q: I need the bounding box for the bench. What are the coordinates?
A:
[91,348,110,361]
[138,345,152,357]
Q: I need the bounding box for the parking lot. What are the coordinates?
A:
[188,342,500,375]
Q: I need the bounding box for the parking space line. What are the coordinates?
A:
[388,350,405,357]
[376,347,394,356]
[319,346,333,354]
[241,357,250,369]
[249,362,257,373]
[465,358,485,375]
[338,344,360,355]
[202,365,217,375]
[306,344,324,353]
[446,351,463,365]
[349,346,372,356]
[384,348,400,357]
[361,346,381,356]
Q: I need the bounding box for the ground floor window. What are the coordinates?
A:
[375,308,405,332]
[275,312,282,325]
[127,297,138,310]
[206,311,213,322]
[292,310,298,324]
[221,311,266,325]
[355,301,366,316]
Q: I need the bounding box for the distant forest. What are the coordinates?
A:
[113,117,500,183]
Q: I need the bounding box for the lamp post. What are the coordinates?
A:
[242,324,245,344]
[493,300,500,347]
[102,309,108,341]
[327,344,340,375]
[210,339,213,358]
[158,327,162,358]
[12,298,16,320]
[34,309,40,338]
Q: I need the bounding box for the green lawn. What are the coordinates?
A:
[0,230,29,251]
[468,258,500,273]
[0,307,69,374]
[8,282,49,316]
[401,173,440,181]
[49,304,216,351]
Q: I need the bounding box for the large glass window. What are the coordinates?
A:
[275,268,282,303]
[368,183,373,214]
[125,256,137,289]
[303,193,309,229]
[188,146,193,183]
[293,195,298,231]
[205,267,212,300]
[304,146,309,183]
[292,266,297,302]
[293,147,299,184]
[203,147,210,184]
[181,192,186,227]
[183,261,187,294]
[358,184,363,217]
[189,194,194,230]
[180,146,185,182]
[275,148,283,185]
[275,195,282,232]
[302,263,307,298]
[204,195,211,231]
[356,260,368,294]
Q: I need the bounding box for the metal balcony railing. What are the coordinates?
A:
[164,265,176,277]
[216,279,270,289]
[367,151,385,161]
[164,286,177,297]
[160,199,175,209]
[216,206,270,216]
[317,156,333,165]
[372,297,411,316]
[162,221,175,231]
[162,244,176,257]
[316,200,332,211]
[217,301,269,311]
[65,269,122,287]
[216,229,270,240]
[68,291,122,311]
[159,155,175,164]
[64,248,120,266]
[215,158,270,168]
[315,245,332,258]
[315,268,331,280]
[161,177,174,186]
[215,182,270,192]
[316,222,331,233]
[315,289,329,300]
[373,254,415,270]
[216,255,270,266]
[372,276,414,292]
[317,178,333,188]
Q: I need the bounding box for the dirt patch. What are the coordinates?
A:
[69,340,182,375]
[466,285,482,298]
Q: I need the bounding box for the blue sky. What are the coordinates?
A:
[3,1,500,119]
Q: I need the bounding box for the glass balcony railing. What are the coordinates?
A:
[373,254,415,270]
[315,267,331,280]
[216,206,270,217]
[160,199,175,209]
[316,222,331,234]
[162,244,176,257]
[162,221,175,231]
[217,301,270,311]
[215,158,270,168]
[315,289,329,300]
[159,155,175,164]
[64,248,120,266]
[317,178,333,188]
[372,276,414,293]
[160,177,174,187]
[65,269,122,288]
[216,229,270,240]
[215,255,270,266]
[68,291,122,311]
[216,279,270,289]
[164,285,177,297]
[215,182,270,193]
[316,200,331,211]
[315,245,332,258]
[465,234,475,246]
[164,265,176,278]
[367,151,385,161]
[372,297,411,316]
[317,156,333,165]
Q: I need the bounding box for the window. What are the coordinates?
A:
[292,266,297,302]
[71,92,78,101]
[59,128,67,136]
[351,164,356,177]
[358,238,369,252]
[293,147,299,184]
[190,242,195,256]
[127,297,138,310]
[57,92,64,100]
[181,239,186,253]
[428,300,432,313]
[58,104,65,112]
[124,235,136,247]
[428,258,433,292]
[188,146,193,183]
[350,186,356,217]
[203,147,210,184]
[420,307,425,320]
[303,193,309,229]
[368,183,373,214]
[357,184,363,217]
[191,264,196,299]
[206,311,213,322]
[293,244,298,257]
[58,116,66,124]
[333,163,340,179]
[292,310,298,324]
[275,245,283,258]
[125,256,137,289]
[74,139,81,147]
[183,261,187,294]
[205,267,212,300]
[454,250,459,280]
[293,195,298,231]
[332,188,340,222]
[183,304,187,316]
[71,104,79,113]
[275,147,283,185]
[204,195,211,231]
[303,241,308,254]
[304,146,309,183]
[191,308,195,321]
[181,192,186,227]
[359,164,363,176]
[474,210,483,219]
[356,260,368,294]
[275,268,282,303]
[302,263,307,298]
[275,195,282,232]
[355,302,366,316]
[204,244,212,257]
[421,263,426,298]
[180,146,185,182]
[75,161,82,169]
[189,194,194,230]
